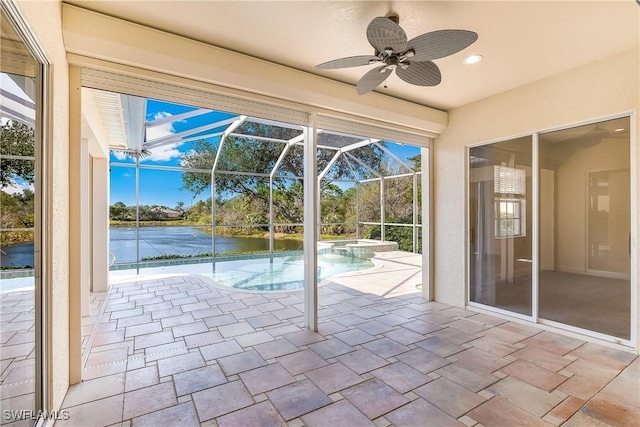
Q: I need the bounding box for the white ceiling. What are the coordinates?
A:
[64,1,638,111]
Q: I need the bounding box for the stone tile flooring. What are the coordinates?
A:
[0,287,36,425]
[59,254,639,426]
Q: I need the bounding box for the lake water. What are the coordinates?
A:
[1,242,35,268]
[1,226,303,267]
[111,226,302,264]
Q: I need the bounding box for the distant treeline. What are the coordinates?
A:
[1,189,35,246]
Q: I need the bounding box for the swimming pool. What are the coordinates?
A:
[208,252,374,291]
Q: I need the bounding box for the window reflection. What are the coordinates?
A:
[1,8,40,425]
[469,136,533,316]
[539,117,630,339]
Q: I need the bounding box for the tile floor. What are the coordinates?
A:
[57,253,639,427]
[1,283,106,426]
[1,286,36,423]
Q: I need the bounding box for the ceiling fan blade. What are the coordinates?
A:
[316,55,380,69]
[396,61,441,86]
[407,30,478,62]
[356,66,392,95]
[366,17,407,53]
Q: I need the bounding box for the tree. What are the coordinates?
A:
[109,201,128,221]
[175,201,185,213]
[407,154,421,172]
[0,120,35,188]
[184,198,212,224]
[0,189,35,246]
[320,183,346,234]
[180,139,217,196]
[384,175,414,222]
[180,123,387,228]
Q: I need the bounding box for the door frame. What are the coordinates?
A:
[465,111,637,349]
[1,0,52,421]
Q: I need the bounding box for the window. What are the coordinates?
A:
[495,197,525,237]
[493,165,526,238]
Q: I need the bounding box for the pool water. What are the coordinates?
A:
[209,252,374,291]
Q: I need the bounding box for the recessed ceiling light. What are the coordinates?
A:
[614,128,625,132]
[463,54,483,65]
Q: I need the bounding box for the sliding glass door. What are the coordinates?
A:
[469,136,533,317]
[468,117,632,341]
[1,5,45,425]
[539,117,631,340]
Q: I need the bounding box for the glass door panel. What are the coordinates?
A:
[0,8,40,425]
[539,117,630,339]
[469,136,533,316]
[587,170,630,274]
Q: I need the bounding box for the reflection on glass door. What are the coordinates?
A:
[469,136,533,316]
[0,7,42,425]
[539,117,630,339]
[587,170,630,274]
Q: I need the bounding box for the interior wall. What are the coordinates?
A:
[540,169,555,271]
[434,48,639,347]
[552,137,630,275]
[16,0,70,411]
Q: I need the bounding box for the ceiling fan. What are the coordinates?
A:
[316,15,478,95]
[110,148,152,160]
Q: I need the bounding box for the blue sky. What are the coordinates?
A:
[109,99,422,209]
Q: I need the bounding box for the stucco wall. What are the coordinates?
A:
[16,0,70,410]
[434,49,639,348]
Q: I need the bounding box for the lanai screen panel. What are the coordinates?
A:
[141,99,235,167]
[349,144,407,177]
[317,131,364,149]
[103,85,425,271]
[274,144,304,178]
[323,156,358,181]
[321,180,357,237]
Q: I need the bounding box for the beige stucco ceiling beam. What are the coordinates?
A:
[61,4,447,136]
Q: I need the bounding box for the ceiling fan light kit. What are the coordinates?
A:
[316,15,478,95]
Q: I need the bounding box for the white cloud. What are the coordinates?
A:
[146,112,175,140]
[179,149,196,168]
[145,112,182,162]
[2,181,34,195]
[111,150,129,161]
[147,143,182,162]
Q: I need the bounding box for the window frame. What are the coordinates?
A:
[494,196,526,238]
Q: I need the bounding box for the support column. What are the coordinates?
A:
[413,172,419,253]
[421,146,431,300]
[79,139,90,317]
[68,65,82,384]
[92,157,109,292]
[316,180,322,238]
[269,176,274,253]
[303,116,318,331]
[380,178,385,241]
[211,169,216,258]
[355,183,360,239]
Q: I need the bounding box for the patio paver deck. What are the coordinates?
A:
[57,253,639,426]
